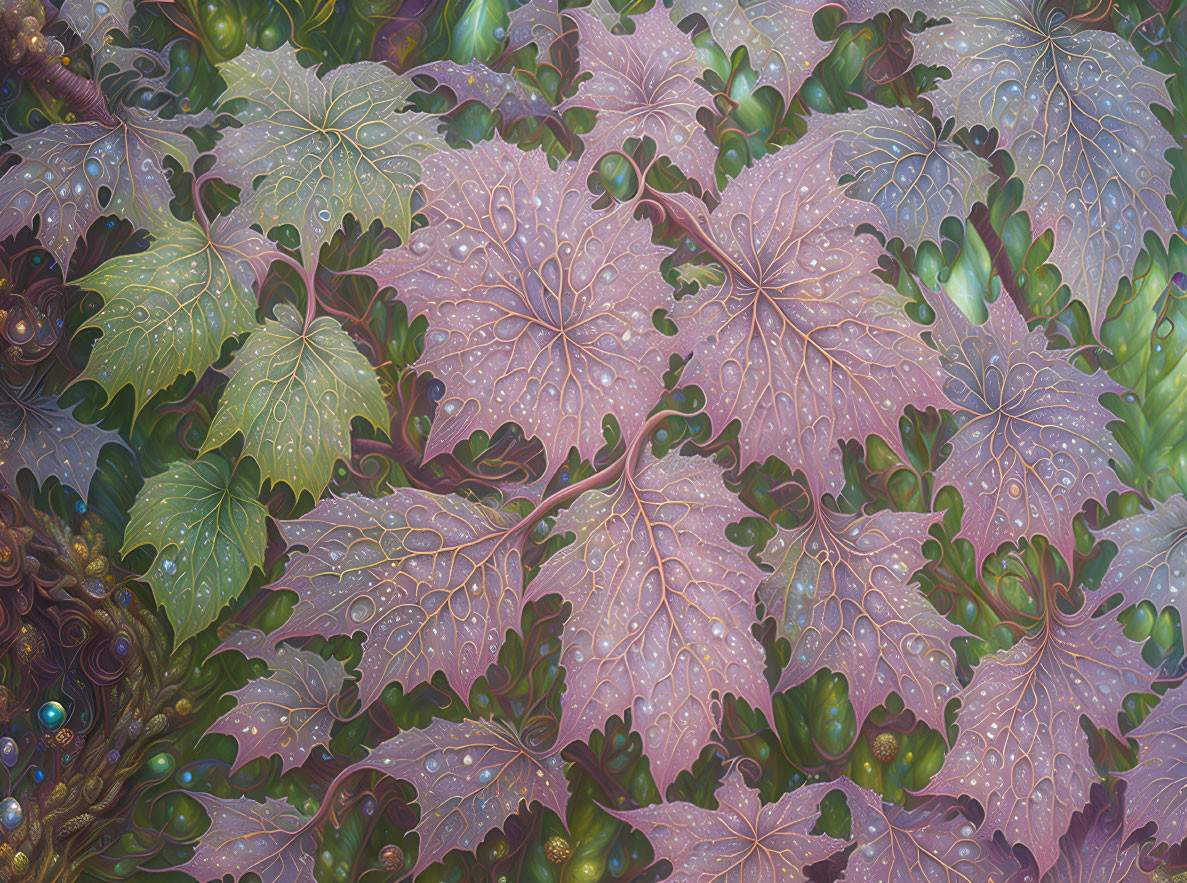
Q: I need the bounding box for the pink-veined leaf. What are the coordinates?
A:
[337,717,568,877]
[817,105,994,246]
[1117,682,1187,845]
[607,767,847,883]
[58,0,135,50]
[1041,784,1146,883]
[0,108,206,268]
[559,6,718,191]
[927,290,1127,566]
[913,0,1176,329]
[173,794,316,883]
[410,59,562,128]
[668,134,947,492]
[208,640,348,773]
[0,381,124,496]
[265,491,522,708]
[357,139,686,473]
[835,779,1019,882]
[506,0,619,58]
[758,507,965,734]
[524,451,770,793]
[918,607,1154,874]
[1095,494,1187,622]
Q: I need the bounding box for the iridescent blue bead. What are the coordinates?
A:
[0,798,21,830]
[31,768,43,783]
[0,738,16,768]
[37,702,66,731]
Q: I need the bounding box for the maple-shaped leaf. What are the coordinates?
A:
[199,303,387,502]
[209,641,348,773]
[559,6,718,191]
[122,454,268,644]
[668,135,947,491]
[59,0,135,49]
[75,215,275,415]
[758,507,965,734]
[524,451,770,793]
[927,290,1127,566]
[1117,683,1187,845]
[411,60,561,128]
[264,490,521,708]
[173,794,316,883]
[608,768,847,883]
[919,607,1155,874]
[817,105,994,247]
[0,108,206,268]
[1095,495,1187,622]
[506,0,619,58]
[1042,784,1145,883]
[835,780,1019,882]
[214,45,441,276]
[358,140,684,473]
[0,382,124,496]
[913,0,1175,329]
[338,717,568,877]
[668,0,834,98]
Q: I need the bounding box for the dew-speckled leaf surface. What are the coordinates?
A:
[0,382,124,496]
[836,780,1018,882]
[506,0,619,58]
[560,6,718,190]
[411,60,561,127]
[919,609,1154,874]
[818,106,994,246]
[200,303,387,502]
[1117,684,1187,845]
[76,215,275,415]
[265,491,521,707]
[358,140,684,473]
[758,508,964,733]
[525,452,769,793]
[669,137,947,491]
[214,45,441,274]
[1043,786,1145,883]
[913,0,1175,329]
[0,110,205,268]
[209,642,347,773]
[339,717,568,877]
[608,769,846,883]
[929,291,1127,566]
[174,794,316,883]
[59,0,135,48]
[1095,494,1187,622]
[122,455,268,644]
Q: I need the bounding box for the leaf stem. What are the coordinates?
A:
[26,56,118,126]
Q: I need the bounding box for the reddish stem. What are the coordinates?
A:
[28,56,118,126]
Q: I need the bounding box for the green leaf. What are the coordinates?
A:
[75,216,276,415]
[200,303,388,501]
[213,45,441,276]
[450,0,509,64]
[122,454,267,644]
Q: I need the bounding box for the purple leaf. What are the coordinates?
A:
[1117,682,1187,845]
[1095,494,1187,623]
[358,140,687,473]
[173,794,316,883]
[0,382,124,496]
[835,780,1019,882]
[208,642,348,773]
[919,607,1154,874]
[928,290,1128,567]
[1042,784,1146,883]
[525,451,770,793]
[607,767,847,883]
[913,0,1176,329]
[59,0,135,49]
[410,60,562,127]
[669,135,948,492]
[506,0,619,58]
[560,6,719,191]
[339,717,568,877]
[758,507,965,734]
[266,491,522,708]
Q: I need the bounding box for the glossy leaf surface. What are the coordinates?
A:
[1096,494,1187,622]
[1118,684,1187,845]
[175,795,316,883]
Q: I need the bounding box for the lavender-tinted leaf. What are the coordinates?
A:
[358,140,685,473]
[1117,683,1187,845]
[339,717,567,877]
[172,794,316,883]
[411,60,561,127]
[913,0,1175,329]
[919,609,1154,874]
[607,768,847,883]
[928,290,1127,566]
[265,490,521,707]
[671,135,947,492]
[209,643,347,773]
[0,382,124,496]
[525,452,769,793]
[1043,784,1146,883]
[506,0,619,57]
[759,508,965,733]
[1095,494,1187,622]
[58,0,135,49]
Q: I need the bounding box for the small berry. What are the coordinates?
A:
[544,835,572,863]
[871,732,898,762]
[379,844,403,871]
